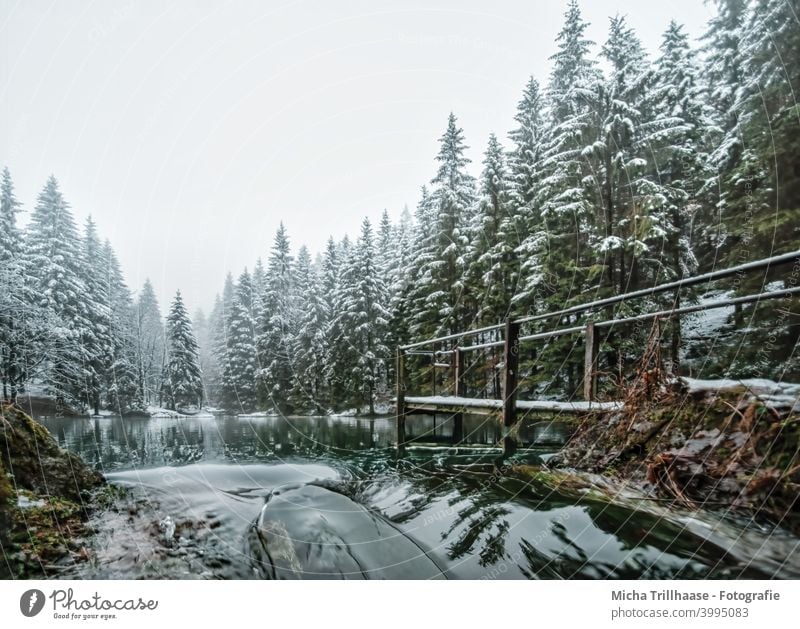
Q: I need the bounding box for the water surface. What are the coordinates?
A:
[39,413,799,579]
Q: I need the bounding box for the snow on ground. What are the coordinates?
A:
[683,290,734,340]
[329,403,393,417]
[681,376,800,412]
[146,406,181,418]
[237,411,280,418]
[17,495,46,509]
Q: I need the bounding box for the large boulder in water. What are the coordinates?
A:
[247,483,445,579]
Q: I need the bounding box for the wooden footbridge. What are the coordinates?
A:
[394,250,800,457]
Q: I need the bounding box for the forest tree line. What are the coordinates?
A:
[1,0,798,415]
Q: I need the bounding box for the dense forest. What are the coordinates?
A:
[1,0,798,416]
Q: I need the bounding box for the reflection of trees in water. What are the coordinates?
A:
[39,415,398,468]
[441,493,512,566]
[579,499,768,579]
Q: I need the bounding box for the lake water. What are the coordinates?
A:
[39,413,800,579]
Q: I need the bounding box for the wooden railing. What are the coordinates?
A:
[395,250,800,453]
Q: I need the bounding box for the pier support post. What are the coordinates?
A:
[430,342,437,433]
[453,347,464,443]
[583,321,599,402]
[395,348,406,453]
[502,320,520,459]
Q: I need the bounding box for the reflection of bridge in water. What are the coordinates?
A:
[395,250,800,457]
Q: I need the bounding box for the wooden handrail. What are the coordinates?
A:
[399,249,800,351]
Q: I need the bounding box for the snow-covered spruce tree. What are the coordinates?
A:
[704,0,800,377]
[703,0,747,131]
[376,209,394,281]
[321,237,352,410]
[203,292,226,406]
[256,223,295,413]
[193,308,212,404]
[208,273,235,407]
[698,0,747,267]
[716,0,800,263]
[403,187,441,392]
[587,15,653,296]
[526,0,601,396]
[641,21,706,284]
[0,168,20,268]
[101,240,143,413]
[508,77,546,315]
[0,167,27,402]
[290,246,330,412]
[334,218,390,415]
[220,269,258,413]
[326,236,361,410]
[465,133,515,327]
[385,205,415,378]
[162,290,203,410]
[79,217,113,414]
[23,176,90,408]
[251,257,267,320]
[454,135,517,399]
[409,114,476,340]
[135,279,165,406]
[538,0,600,307]
[375,208,410,385]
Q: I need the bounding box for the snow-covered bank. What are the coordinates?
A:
[681,377,800,412]
[551,374,800,536]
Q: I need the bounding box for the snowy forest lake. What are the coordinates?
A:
[34,412,800,580]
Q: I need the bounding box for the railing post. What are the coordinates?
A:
[430,342,436,397]
[453,347,465,396]
[430,342,437,432]
[395,348,406,451]
[501,320,520,461]
[583,321,599,402]
[502,320,520,427]
[453,347,464,443]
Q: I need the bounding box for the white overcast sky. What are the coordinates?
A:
[1,0,715,313]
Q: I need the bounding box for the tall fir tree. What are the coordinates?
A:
[643,21,705,284]
[79,217,113,414]
[409,114,476,339]
[163,290,203,410]
[193,308,214,405]
[527,0,602,395]
[208,273,235,406]
[291,247,330,412]
[220,269,258,412]
[203,293,225,406]
[135,279,165,406]
[102,240,142,412]
[466,134,515,326]
[23,176,90,407]
[256,223,295,413]
[0,169,55,404]
[0,167,27,401]
[508,77,546,313]
[334,219,390,414]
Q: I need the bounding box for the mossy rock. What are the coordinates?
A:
[0,404,104,502]
[0,459,13,546]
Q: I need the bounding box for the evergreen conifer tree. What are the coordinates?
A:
[163,290,203,410]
